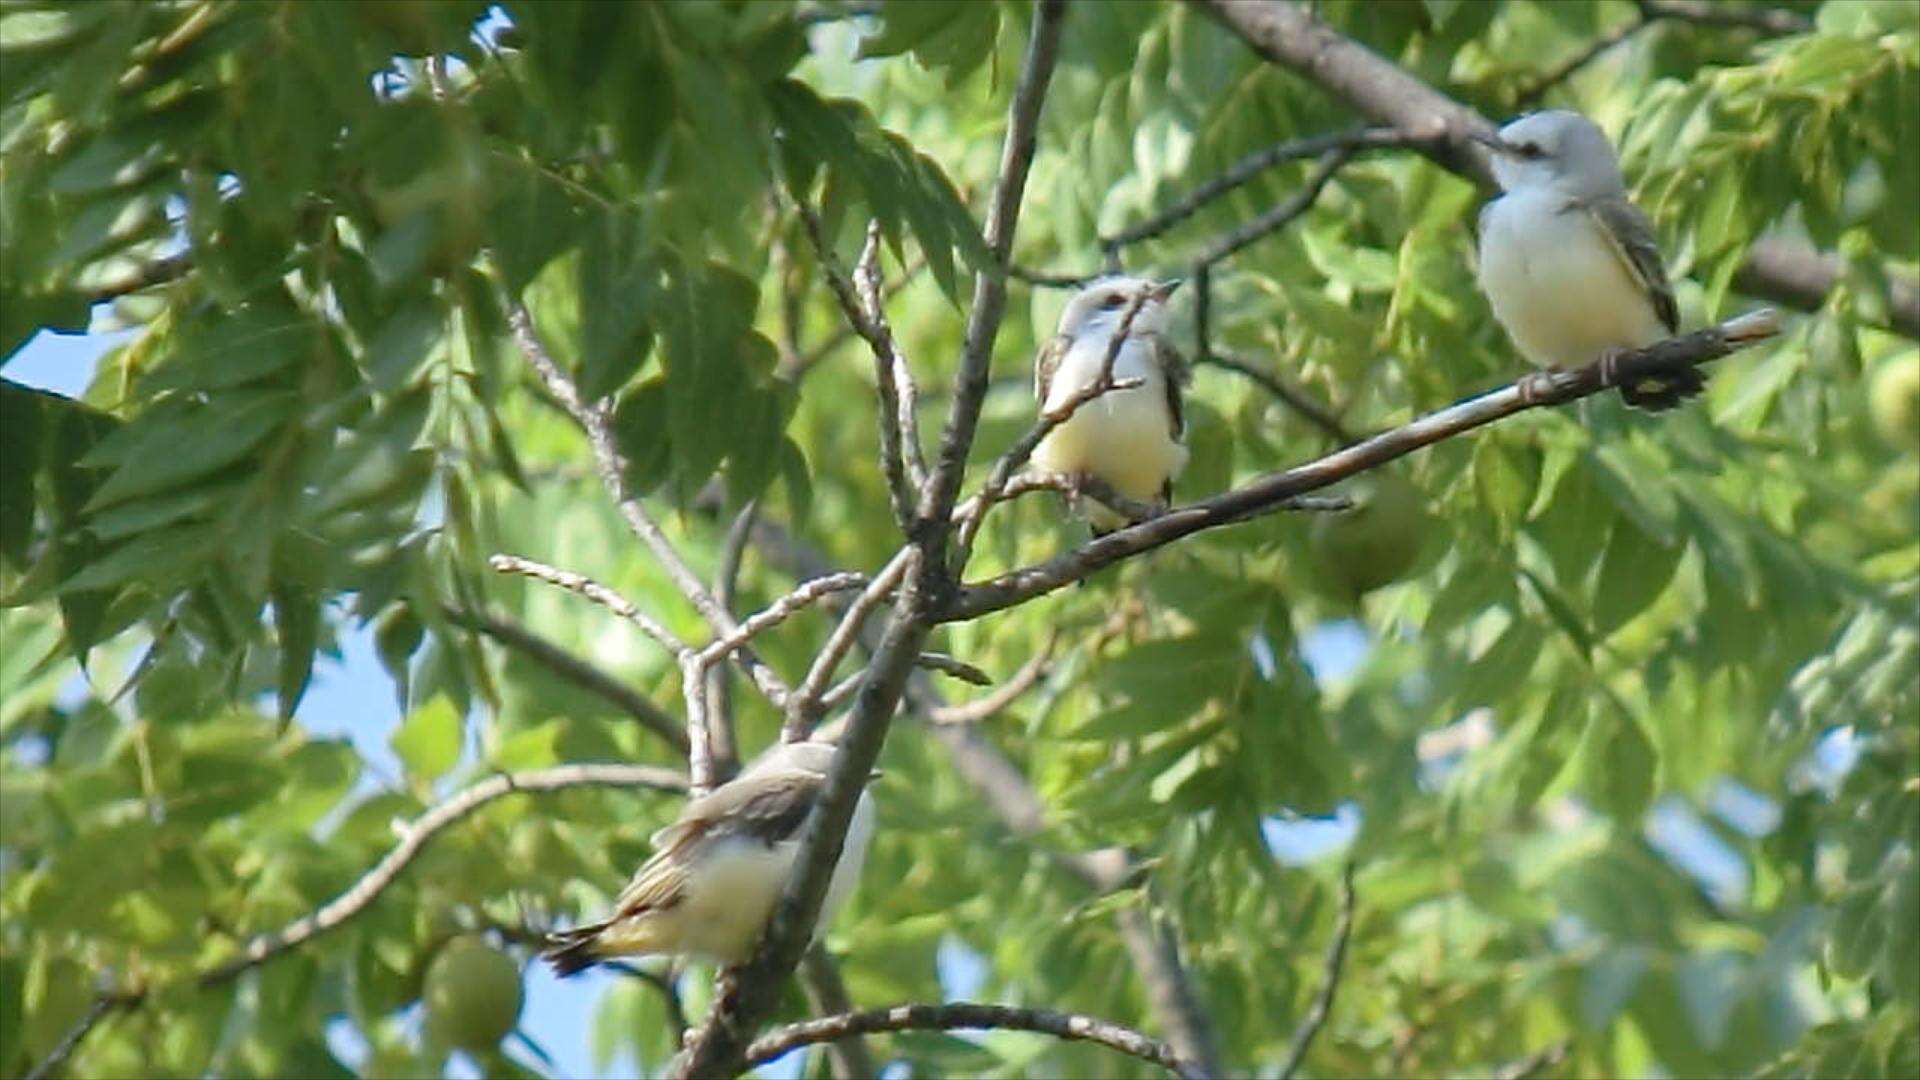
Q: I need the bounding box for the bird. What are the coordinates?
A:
[1474,110,1699,411]
[1030,275,1190,533]
[542,740,876,974]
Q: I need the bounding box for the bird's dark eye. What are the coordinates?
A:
[1515,141,1546,159]
[1098,292,1127,310]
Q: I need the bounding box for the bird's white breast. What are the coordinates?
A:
[654,789,874,963]
[1478,186,1668,369]
[1032,332,1187,525]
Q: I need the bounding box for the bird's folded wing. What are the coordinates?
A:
[1033,333,1069,406]
[1578,195,1679,334]
[1148,332,1188,440]
[619,770,826,917]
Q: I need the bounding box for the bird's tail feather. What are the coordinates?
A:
[542,922,610,978]
[1619,366,1706,411]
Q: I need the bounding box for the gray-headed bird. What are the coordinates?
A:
[1031,275,1190,532]
[543,740,875,973]
[1475,110,1698,411]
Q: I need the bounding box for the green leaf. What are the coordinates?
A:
[656,260,758,494]
[391,694,462,783]
[1591,518,1682,638]
[83,391,295,511]
[611,378,673,496]
[272,583,319,722]
[146,301,318,392]
[57,524,217,594]
[578,213,656,400]
[1600,716,1657,823]
[0,381,45,568]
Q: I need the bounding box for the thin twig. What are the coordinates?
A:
[1637,0,1810,35]
[22,994,134,1080]
[453,607,689,752]
[911,652,992,686]
[709,500,762,779]
[606,962,691,1037]
[1514,11,1654,107]
[499,292,795,706]
[1493,1039,1574,1080]
[1200,351,1355,445]
[489,554,691,658]
[943,309,1781,620]
[1278,861,1358,1080]
[927,638,1055,724]
[744,1002,1207,1079]
[697,573,869,667]
[856,231,928,490]
[785,550,913,739]
[201,763,686,984]
[1187,147,1354,271]
[785,256,928,378]
[798,948,880,1079]
[795,208,917,529]
[1105,127,1417,251]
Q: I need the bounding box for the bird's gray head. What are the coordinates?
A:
[1054,275,1181,341]
[1476,110,1625,196]
[746,739,840,777]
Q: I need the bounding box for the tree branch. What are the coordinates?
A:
[667,5,1068,1073]
[1185,146,1353,270]
[1191,0,1917,340]
[1637,0,1811,35]
[918,0,1068,531]
[743,1002,1206,1079]
[1737,236,1920,339]
[857,226,929,490]
[1277,861,1358,1080]
[1514,10,1655,108]
[943,309,1781,620]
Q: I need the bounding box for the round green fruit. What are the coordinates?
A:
[1869,353,1920,453]
[1309,472,1429,597]
[423,937,523,1052]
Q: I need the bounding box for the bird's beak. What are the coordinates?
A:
[868,768,885,782]
[1470,130,1511,156]
[1150,278,1183,301]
